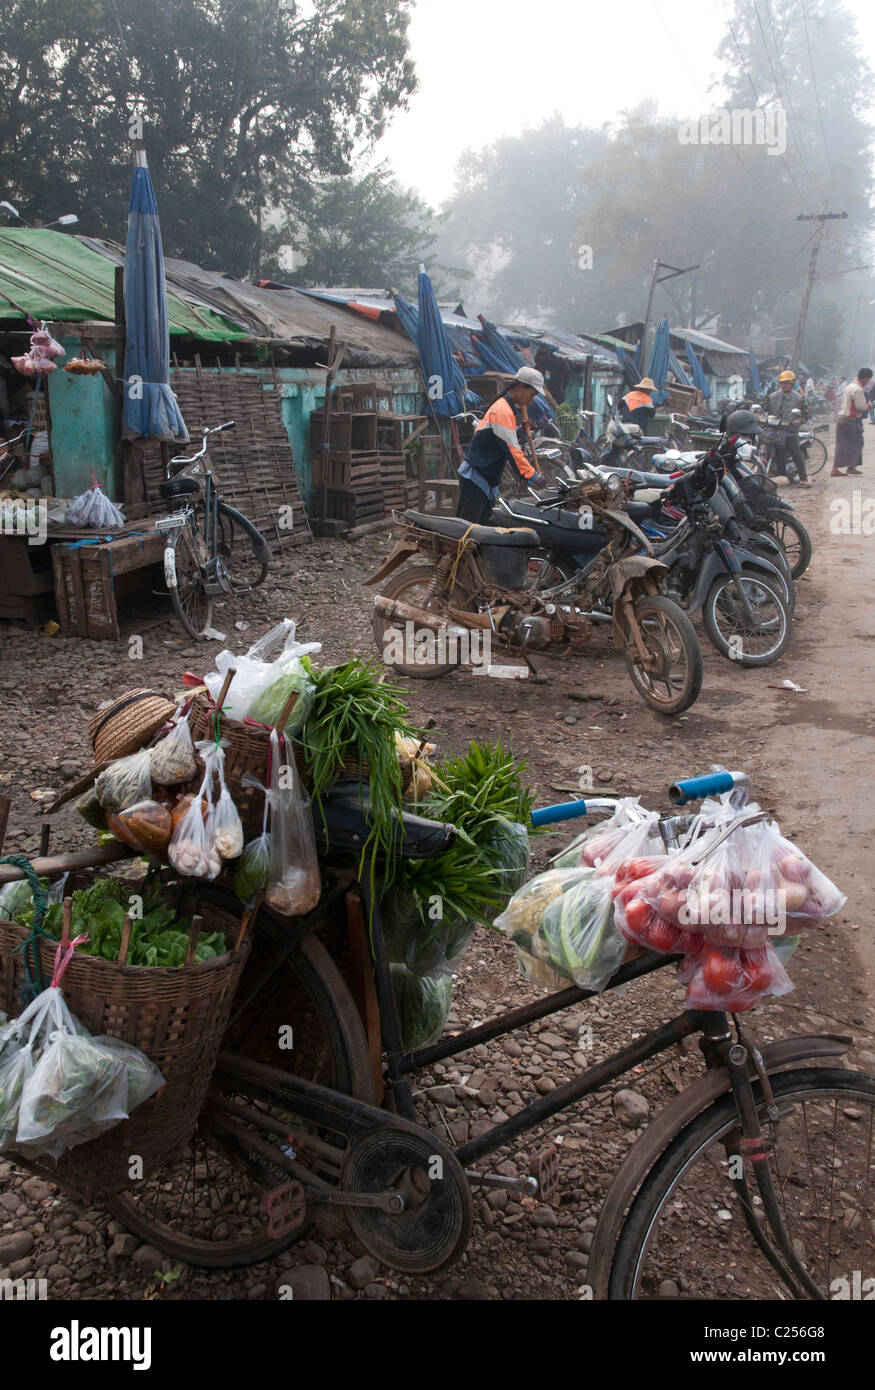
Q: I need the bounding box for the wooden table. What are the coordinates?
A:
[52,528,168,639]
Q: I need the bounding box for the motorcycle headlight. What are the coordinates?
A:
[605,472,623,494]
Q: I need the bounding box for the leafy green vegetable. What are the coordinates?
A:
[247,657,315,733]
[389,964,453,1051]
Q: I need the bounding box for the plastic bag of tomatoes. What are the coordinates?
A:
[681,941,793,1011]
[554,800,661,871]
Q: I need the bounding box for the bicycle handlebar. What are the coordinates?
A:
[531,799,591,826]
[669,771,749,805]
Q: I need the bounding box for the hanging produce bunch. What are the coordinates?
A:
[496,794,845,1012]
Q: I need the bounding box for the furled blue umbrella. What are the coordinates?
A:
[122,151,188,441]
[748,348,761,395]
[648,317,671,406]
[473,318,553,424]
[615,346,640,389]
[669,349,691,386]
[684,339,712,400]
[411,269,468,417]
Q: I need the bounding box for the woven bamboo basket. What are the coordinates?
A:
[88,689,177,764]
[0,893,251,1203]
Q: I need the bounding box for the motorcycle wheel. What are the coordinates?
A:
[702,567,791,666]
[742,540,795,615]
[803,436,829,477]
[526,551,573,590]
[764,510,812,580]
[373,563,478,679]
[623,596,703,716]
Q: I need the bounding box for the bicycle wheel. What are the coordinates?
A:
[804,437,829,478]
[166,519,213,640]
[217,502,270,594]
[764,511,812,580]
[703,568,791,666]
[623,595,703,715]
[609,1068,875,1300]
[106,929,374,1268]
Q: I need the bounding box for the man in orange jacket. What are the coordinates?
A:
[456,366,546,524]
[619,376,657,431]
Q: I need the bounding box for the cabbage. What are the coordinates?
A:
[247,659,315,733]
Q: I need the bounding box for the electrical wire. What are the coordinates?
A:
[800,0,835,181]
[649,0,772,199]
[752,0,818,202]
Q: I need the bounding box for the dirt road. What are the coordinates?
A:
[0,426,872,1301]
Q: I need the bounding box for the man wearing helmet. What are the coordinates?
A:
[764,370,811,487]
[456,366,546,524]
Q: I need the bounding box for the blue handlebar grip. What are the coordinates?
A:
[531,799,588,827]
[669,772,741,805]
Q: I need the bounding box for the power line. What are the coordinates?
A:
[650,0,772,199]
[752,0,817,203]
[800,0,835,181]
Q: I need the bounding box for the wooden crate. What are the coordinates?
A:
[0,591,54,625]
[0,535,55,597]
[52,531,168,640]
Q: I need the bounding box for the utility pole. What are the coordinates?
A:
[791,211,847,373]
[640,260,700,376]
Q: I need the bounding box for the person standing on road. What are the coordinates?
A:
[832,367,873,476]
[456,366,546,524]
[765,370,811,487]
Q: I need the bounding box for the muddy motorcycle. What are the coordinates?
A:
[366,479,703,715]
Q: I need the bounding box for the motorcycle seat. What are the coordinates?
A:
[314,778,457,861]
[402,510,538,548]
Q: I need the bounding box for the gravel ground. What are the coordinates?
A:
[0,446,872,1302]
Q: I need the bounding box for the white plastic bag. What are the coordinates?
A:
[95,749,152,813]
[203,619,322,723]
[149,706,197,785]
[168,742,221,879]
[65,484,125,529]
[265,729,320,916]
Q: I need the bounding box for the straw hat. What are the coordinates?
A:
[632,377,656,391]
[88,688,177,764]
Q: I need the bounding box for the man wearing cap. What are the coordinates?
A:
[764,370,810,486]
[456,367,546,524]
[620,377,657,431]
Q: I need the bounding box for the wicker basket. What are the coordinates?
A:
[0,893,251,1203]
[89,689,177,764]
[188,691,311,838]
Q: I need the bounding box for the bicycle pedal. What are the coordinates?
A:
[530,1144,560,1199]
[260,1180,306,1239]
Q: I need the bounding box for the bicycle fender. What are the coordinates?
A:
[587,1032,852,1300]
[163,545,177,590]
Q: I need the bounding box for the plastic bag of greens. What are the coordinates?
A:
[204,622,321,721]
[389,964,453,1051]
[95,749,152,814]
[93,1036,164,1109]
[75,784,107,831]
[533,869,625,990]
[246,658,315,736]
[0,878,35,924]
[265,729,320,916]
[380,887,476,978]
[494,868,590,943]
[235,775,271,907]
[0,1040,35,1149]
[149,706,197,785]
[478,817,530,917]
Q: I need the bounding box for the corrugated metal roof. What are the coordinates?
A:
[77,241,419,365]
[0,228,242,340]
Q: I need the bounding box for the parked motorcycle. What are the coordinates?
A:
[505,446,791,667]
[367,470,704,715]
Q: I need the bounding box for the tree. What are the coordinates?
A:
[273,163,446,294]
[0,0,416,278]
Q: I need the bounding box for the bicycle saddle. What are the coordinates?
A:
[313,779,457,861]
[159,475,201,500]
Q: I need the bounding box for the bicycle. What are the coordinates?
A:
[64,768,873,1300]
[156,421,271,639]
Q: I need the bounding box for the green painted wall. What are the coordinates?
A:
[46,337,118,497]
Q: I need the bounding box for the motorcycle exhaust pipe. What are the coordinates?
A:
[374,595,471,640]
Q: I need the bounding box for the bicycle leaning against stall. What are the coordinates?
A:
[79,768,875,1302]
[156,421,271,640]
